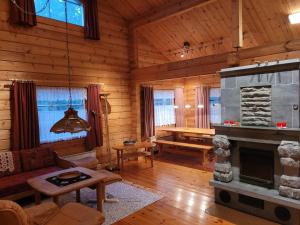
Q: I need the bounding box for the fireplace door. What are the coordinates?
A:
[239,148,274,188]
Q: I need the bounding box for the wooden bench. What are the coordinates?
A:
[154,140,213,165]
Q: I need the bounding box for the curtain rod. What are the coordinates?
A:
[5,79,104,88]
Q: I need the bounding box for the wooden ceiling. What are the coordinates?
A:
[108,0,300,64]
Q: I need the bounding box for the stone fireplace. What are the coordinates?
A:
[210,59,300,225]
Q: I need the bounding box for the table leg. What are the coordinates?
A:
[34,191,41,205]
[158,144,163,155]
[96,183,104,212]
[203,150,209,166]
[53,196,59,205]
[76,189,81,202]
[117,150,121,169]
[150,147,154,167]
[121,150,124,169]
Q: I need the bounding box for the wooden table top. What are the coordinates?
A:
[112,141,154,151]
[158,127,215,135]
[27,167,111,196]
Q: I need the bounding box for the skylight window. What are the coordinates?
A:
[34,0,84,26]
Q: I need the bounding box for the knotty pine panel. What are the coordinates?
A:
[0,0,133,162]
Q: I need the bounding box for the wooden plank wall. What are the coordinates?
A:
[0,0,132,163]
[131,74,220,140]
[137,33,170,68]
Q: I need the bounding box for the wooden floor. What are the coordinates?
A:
[115,158,278,225]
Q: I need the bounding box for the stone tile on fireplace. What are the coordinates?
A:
[292,70,299,84]
[272,84,299,105]
[292,108,300,128]
[275,71,293,85]
[224,77,237,88]
[221,88,240,107]
[236,73,276,87]
[221,106,240,122]
[272,104,293,127]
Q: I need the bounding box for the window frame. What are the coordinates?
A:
[34,0,85,27]
[209,87,221,125]
[153,89,176,127]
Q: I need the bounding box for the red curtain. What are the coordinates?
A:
[195,86,211,128]
[140,86,155,140]
[86,84,103,150]
[10,0,37,26]
[12,81,40,150]
[82,0,100,40]
[175,87,185,127]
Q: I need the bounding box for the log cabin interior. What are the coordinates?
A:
[1,0,300,224]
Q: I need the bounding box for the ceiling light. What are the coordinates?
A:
[50,1,90,134]
[289,12,300,24]
[197,104,204,109]
[185,104,191,109]
[174,105,179,109]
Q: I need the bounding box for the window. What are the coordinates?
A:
[34,0,84,26]
[210,88,221,125]
[37,87,87,143]
[154,90,176,126]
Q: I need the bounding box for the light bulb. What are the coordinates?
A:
[174,105,179,109]
[185,104,191,109]
[197,104,204,109]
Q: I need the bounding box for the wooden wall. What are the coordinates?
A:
[0,0,132,163]
[131,74,220,140]
[136,33,170,68]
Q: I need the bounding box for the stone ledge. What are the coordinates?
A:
[279,185,300,200]
[280,175,300,189]
[209,180,300,210]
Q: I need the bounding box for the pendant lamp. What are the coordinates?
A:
[50,1,90,134]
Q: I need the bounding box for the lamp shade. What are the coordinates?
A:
[50,107,91,134]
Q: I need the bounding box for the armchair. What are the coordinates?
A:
[0,200,104,225]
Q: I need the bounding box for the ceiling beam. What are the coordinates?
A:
[132,39,300,82]
[232,0,243,49]
[129,0,216,30]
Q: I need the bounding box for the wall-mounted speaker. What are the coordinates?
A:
[274,206,291,222]
[219,190,231,203]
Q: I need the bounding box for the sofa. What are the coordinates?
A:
[0,200,105,225]
[0,147,73,200]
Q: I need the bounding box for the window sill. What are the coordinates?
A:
[42,138,87,156]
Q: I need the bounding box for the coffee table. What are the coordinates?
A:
[27,167,110,212]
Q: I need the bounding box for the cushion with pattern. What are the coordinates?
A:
[0,151,22,177]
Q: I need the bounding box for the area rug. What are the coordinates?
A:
[57,181,162,225]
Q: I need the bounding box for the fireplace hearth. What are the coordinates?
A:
[239,147,274,188]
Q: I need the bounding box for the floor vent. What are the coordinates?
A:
[238,194,264,209]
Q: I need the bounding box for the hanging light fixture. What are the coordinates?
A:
[180,41,190,58]
[50,0,90,134]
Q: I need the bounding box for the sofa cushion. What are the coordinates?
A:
[20,147,56,172]
[0,151,22,178]
[0,167,61,198]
